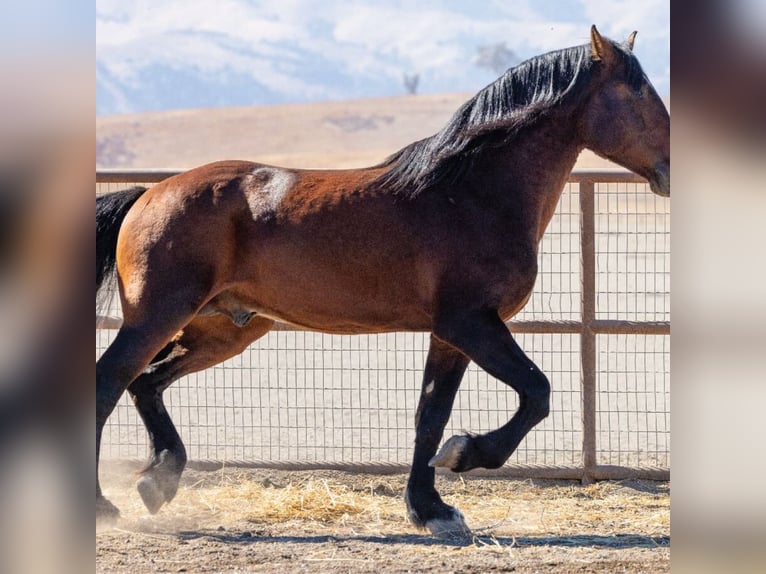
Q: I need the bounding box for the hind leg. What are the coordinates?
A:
[97,253,225,522]
[128,314,274,514]
[97,321,192,522]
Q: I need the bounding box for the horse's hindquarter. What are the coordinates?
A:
[115,161,265,323]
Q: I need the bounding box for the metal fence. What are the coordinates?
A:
[97,169,670,481]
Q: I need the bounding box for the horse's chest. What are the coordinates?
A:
[475,246,539,319]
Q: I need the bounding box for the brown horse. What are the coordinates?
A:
[96,26,669,536]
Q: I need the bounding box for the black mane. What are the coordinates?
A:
[369,40,642,197]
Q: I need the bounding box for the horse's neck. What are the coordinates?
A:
[476,109,583,243]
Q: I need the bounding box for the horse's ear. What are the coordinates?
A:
[590,25,605,61]
[590,25,617,65]
[625,31,637,51]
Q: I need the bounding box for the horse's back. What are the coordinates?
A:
[115,160,438,332]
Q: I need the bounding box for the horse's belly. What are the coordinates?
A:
[233,229,436,333]
[256,302,432,335]
[211,282,433,335]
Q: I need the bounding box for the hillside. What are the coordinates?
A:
[96,94,668,171]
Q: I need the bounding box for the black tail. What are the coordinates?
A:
[96,186,147,294]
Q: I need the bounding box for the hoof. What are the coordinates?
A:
[426,508,471,539]
[137,476,166,514]
[429,435,471,471]
[97,496,121,525]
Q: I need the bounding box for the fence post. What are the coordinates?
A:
[580,179,597,484]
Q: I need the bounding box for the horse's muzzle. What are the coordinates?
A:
[648,162,670,197]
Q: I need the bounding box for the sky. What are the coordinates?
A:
[96,0,670,115]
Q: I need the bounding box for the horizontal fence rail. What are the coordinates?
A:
[97,168,670,482]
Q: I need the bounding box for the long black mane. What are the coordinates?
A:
[370,40,641,197]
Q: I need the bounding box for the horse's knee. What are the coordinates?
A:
[526,370,551,420]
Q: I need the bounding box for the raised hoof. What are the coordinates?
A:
[429,435,471,471]
[97,496,121,525]
[136,475,166,514]
[426,508,471,539]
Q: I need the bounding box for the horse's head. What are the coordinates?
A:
[580,26,670,197]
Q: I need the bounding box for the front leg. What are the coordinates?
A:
[405,336,471,538]
[429,308,550,473]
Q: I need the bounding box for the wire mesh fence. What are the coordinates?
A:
[97,170,669,480]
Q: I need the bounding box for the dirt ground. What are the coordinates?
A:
[97,466,669,573]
